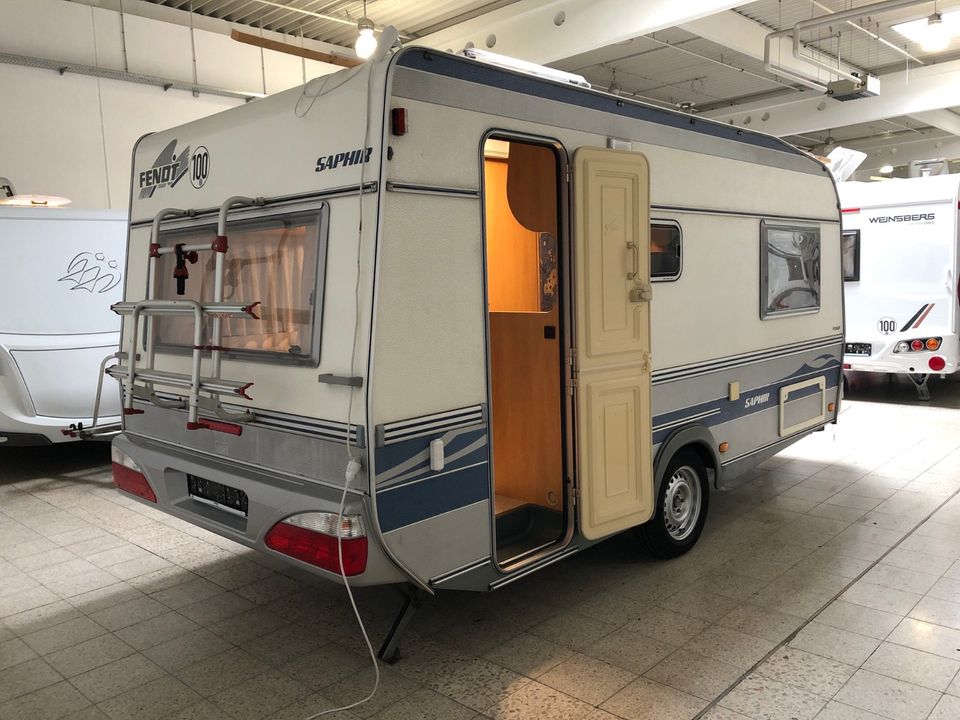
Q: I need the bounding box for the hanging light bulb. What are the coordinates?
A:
[922,12,950,52]
[355,0,377,62]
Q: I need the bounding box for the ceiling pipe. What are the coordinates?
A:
[764,0,929,92]
[791,0,926,82]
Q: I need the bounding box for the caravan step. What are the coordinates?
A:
[107,366,253,399]
[111,301,261,319]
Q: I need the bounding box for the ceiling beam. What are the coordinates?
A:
[700,58,960,137]
[908,109,960,137]
[417,0,746,65]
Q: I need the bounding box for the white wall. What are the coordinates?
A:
[0,0,348,209]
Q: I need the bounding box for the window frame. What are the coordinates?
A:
[841,229,861,282]
[759,220,821,320]
[650,219,683,282]
[151,202,329,367]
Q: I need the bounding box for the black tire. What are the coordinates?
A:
[635,449,709,559]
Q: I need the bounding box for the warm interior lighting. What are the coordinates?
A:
[0,194,72,207]
[892,10,959,52]
[355,16,377,59]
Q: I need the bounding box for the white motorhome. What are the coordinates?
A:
[105,44,843,604]
[839,175,959,399]
[0,208,125,445]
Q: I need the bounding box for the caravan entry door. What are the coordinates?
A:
[573,147,654,541]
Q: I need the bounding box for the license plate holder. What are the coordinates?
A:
[844,342,871,356]
[187,475,249,517]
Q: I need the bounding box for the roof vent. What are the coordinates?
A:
[826,75,879,101]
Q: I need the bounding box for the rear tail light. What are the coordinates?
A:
[929,355,947,371]
[265,512,367,576]
[110,446,156,503]
[894,337,942,353]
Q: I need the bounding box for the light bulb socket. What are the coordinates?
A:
[357,17,375,34]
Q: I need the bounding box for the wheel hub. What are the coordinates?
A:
[663,466,702,541]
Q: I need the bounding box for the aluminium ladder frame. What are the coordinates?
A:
[110,198,265,433]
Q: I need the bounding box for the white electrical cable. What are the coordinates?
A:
[303,57,380,720]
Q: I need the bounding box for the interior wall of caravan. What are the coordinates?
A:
[482,137,566,565]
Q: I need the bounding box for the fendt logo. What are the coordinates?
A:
[868,213,935,224]
[139,139,191,199]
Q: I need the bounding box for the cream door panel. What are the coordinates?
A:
[574,147,653,541]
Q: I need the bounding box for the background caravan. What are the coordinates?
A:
[0,207,125,446]
[839,175,960,400]
[107,45,843,600]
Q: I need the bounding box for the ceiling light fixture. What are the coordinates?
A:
[892,8,959,53]
[880,164,894,173]
[0,194,72,207]
[355,1,377,60]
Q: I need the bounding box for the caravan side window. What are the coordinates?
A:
[842,230,860,281]
[651,221,681,281]
[761,222,820,319]
[153,207,327,364]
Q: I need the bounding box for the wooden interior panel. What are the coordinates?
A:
[506,143,558,236]
[484,159,539,313]
[489,310,563,509]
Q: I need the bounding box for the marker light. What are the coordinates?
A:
[111,446,156,502]
[911,340,925,351]
[265,512,367,575]
[929,356,946,371]
[926,337,941,350]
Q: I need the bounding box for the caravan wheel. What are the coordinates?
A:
[636,449,709,558]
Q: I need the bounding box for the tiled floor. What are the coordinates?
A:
[2,374,960,720]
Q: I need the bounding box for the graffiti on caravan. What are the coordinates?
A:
[868,213,935,224]
[138,140,191,199]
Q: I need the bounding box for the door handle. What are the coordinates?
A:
[626,241,640,280]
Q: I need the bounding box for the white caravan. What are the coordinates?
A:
[839,175,960,399]
[104,44,843,611]
[0,208,125,445]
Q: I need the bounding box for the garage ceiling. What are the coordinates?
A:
[105,0,960,172]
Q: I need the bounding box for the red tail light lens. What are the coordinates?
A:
[911,340,924,351]
[929,356,946,371]
[111,463,157,502]
[265,513,367,576]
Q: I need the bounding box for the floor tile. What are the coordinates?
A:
[601,677,707,720]
[841,581,923,616]
[756,647,856,697]
[789,622,881,666]
[482,633,573,678]
[427,657,529,713]
[45,634,135,678]
[0,656,63,703]
[814,700,890,719]
[88,597,167,632]
[862,641,960,692]
[172,647,268,697]
[623,606,711,647]
[371,686,476,720]
[322,663,421,718]
[834,669,941,720]
[96,673,201,720]
[887,618,960,661]
[815,600,903,640]
[538,653,635,705]
[928,693,960,720]
[0,636,37,671]
[486,681,596,720]
[586,626,675,674]
[644,648,744,701]
[69,654,167,703]
[716,603,804,643]
[719,675,825,720]
[112,612,199,651]
[683,625,776,670]
[0,679,91,720]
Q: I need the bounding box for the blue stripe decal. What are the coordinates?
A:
[396,49,811,159]
[377,464,489,532]
[375,426,488,488]
[652,356,841,445]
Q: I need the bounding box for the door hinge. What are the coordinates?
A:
[564,166,572,184]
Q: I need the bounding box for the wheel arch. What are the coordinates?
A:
[653,424,721,495]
